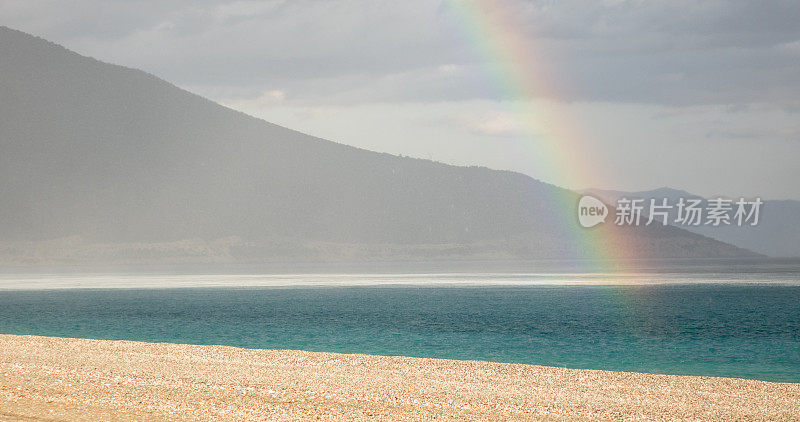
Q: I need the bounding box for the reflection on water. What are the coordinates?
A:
[1,258,799,289]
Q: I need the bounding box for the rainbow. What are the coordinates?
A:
[443,0,643,270]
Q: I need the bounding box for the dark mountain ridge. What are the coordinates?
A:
[0,26,755,264]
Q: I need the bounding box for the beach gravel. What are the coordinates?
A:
[0,334,797,421]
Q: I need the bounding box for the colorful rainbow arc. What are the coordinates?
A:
[444,0,641,269]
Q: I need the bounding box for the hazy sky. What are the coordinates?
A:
[2,0,799,199]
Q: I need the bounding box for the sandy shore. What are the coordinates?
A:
[0,335,797,421]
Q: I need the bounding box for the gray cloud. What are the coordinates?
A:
[3,0,799,106]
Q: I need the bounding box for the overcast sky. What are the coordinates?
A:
[2,0,799,199]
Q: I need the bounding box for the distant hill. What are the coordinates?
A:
[0,26,756,265]
[584,187,799,258]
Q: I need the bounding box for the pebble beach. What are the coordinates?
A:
[0,334,798,421]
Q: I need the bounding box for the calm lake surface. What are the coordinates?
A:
[1,260,799,382]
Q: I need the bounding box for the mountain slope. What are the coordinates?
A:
[584,188,799,258]
[0,26,755,263]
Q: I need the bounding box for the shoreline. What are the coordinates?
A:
[1,335,798,420]
[2,272,800,290]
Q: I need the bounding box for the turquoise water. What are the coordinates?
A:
[1,283,799,382]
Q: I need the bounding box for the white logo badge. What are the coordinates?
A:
[578,195,608,228]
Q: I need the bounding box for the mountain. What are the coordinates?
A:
[583,188,701,205]
[0,26,756,265]
[584,187,799,258]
